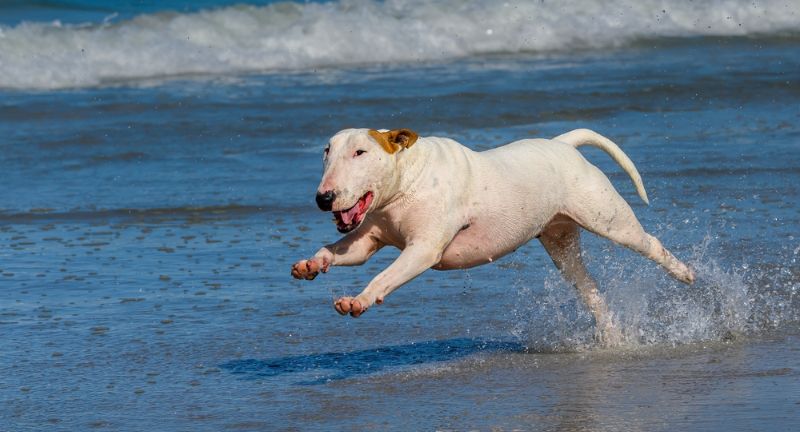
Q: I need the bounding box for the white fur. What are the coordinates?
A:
[293,128,695,342]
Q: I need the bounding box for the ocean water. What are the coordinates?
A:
[1,1,799,431]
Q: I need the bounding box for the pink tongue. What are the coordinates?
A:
[340,203,360,225]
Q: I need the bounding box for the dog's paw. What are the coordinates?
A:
[291,259,322,280]
[334,296,368,317]
[595,321,623,348]
[685,266,696,284]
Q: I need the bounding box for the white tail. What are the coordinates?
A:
[554,128,650,205]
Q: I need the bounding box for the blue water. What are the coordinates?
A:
[1,1,799,430]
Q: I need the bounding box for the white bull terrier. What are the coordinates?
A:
[291,128,695,343]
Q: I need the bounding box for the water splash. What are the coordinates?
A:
[511,234,799,351]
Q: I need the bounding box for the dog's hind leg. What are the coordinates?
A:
[539,215,621,346]
[566,168,695,284]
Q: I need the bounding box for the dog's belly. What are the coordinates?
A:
[434,219,542,270]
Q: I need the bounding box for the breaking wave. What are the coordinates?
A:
[1,0,799,89]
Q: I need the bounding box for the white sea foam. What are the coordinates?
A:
[0,0,799,89]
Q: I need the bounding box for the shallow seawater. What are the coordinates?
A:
[2,1,800,430]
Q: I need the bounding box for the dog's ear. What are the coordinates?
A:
[387,129,418,149]
[368,129,419,154]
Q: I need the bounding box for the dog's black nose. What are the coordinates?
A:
[316,190,336,211]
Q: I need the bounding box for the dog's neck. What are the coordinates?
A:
[377,138,430,212]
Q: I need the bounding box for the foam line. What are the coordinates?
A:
[1,0,798,89]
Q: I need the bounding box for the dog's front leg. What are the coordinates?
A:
[334,243,442,317]
[291,225,382,281]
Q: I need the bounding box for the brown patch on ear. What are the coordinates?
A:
[368,129,419,154]
[368,129,399,154]
[388,129,419,149]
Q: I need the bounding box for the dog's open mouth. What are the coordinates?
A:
[333,191,374,233]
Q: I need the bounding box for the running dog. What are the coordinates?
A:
[291,128,695,343]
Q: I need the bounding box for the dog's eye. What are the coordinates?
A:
[354,150,367,157]
[323,147,329,156]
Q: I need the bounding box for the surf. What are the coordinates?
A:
[1,0,799,89]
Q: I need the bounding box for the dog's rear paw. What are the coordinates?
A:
[594,320,623,348]
[291,259,321,280]
[669,260,696,285]
[334,296,367,317]
[673,264,696,285]
[685,266,696,284]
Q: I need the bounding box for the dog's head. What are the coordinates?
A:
[316,128,418,233]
